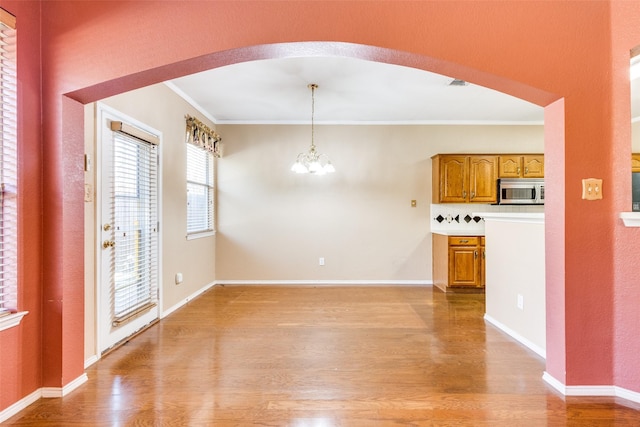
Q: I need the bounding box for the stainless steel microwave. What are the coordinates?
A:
[497,178,545,205]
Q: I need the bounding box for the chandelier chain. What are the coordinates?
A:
[310,83,316,152]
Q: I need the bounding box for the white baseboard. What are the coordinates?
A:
[542,372,640,404]
[0,373,89,422]
[616,385,640,403]
[0,389,41,423]
[41,373,89,398]
[84,354,99,369]
[215,280,432,286]
[161,281,216,318]
[483,314,546,359]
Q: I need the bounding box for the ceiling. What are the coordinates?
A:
[167,56,546,125]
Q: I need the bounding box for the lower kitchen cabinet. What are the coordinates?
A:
[432,234,485,292]
[632,153,640,172]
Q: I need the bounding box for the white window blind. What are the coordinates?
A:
[109,131,159,325]
[186,143,214,235]
[0,11,17,317]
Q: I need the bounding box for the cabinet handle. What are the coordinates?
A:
[459,239,469,243]
[471,191,475,199]
[517,167,521,175]
[463,191,467,198]
[525,167,529,174]
[482,250,485,259]
[474,250,478,259]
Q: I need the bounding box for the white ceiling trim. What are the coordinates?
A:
[164,81,219,124]
[214,119,545,126]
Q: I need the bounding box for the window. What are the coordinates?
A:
[0,8,17,319]
[186,143,214,236]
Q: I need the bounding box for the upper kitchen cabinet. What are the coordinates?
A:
[498,154,544,178]
[432,154,498,203]
[632,154,640,172]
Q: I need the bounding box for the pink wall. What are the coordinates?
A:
[3,0,640,413]
[0,0,43,411]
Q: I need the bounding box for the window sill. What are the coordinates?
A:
[186,230,216,240]
[0,311,29,332]
[620,212,640,227]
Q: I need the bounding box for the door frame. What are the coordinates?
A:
[94,102,163,357]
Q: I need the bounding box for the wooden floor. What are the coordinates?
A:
[6,285,640,426]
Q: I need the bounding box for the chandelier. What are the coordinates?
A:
[291,84,335,175]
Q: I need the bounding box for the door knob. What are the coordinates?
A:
[102,240,115,249]
[103,223,112,231]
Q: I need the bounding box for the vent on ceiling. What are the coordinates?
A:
[449,79,468,86]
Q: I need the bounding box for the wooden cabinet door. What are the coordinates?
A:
[522,155,544,177]
[632,154,640,172]
[498,155,522,178]
[439,156,469,203]
[469,156,498,203]
[448,246,478,287]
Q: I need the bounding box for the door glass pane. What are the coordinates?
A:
[111,133,158,322]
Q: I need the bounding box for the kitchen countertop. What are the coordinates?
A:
[431,230,485,236]
[472,212,544,224]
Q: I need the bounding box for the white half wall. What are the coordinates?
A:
[483,214,546,356]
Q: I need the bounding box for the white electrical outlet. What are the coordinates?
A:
[175,273,183,285]
[517,294,524,310]
[319,257,325,266]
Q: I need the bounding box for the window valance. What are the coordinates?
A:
[185,115,222,158]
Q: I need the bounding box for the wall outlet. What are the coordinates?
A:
[517,294,524,310]
[319,257,325,266]
[175,272,183,285]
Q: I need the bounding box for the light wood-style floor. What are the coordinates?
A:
[6,285,640,426]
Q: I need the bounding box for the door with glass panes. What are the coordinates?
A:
[98,107,160,353]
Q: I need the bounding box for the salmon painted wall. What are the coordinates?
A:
[3,0,640,414]
[0,1,43,411]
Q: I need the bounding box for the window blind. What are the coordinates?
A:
[0,11,17,317]
[109,131,159,325]
[186,143,214,235]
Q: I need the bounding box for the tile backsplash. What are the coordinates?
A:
[430,203,544,234]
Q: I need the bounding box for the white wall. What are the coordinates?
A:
[633,121,640,151]
[484,218,546,357]
[216,124,544,282]
[84,84,216,360]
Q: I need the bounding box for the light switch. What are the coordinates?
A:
[582,178,603,200]
[84,183,93,202]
